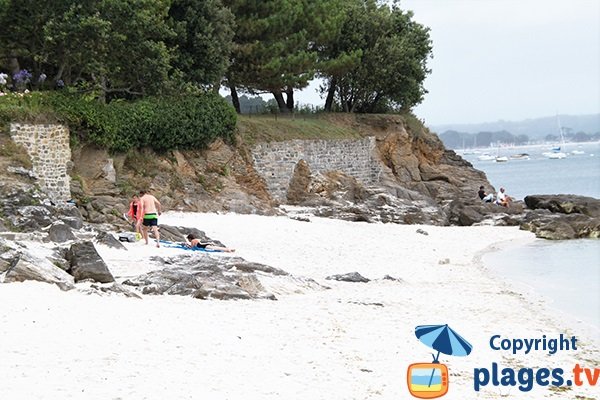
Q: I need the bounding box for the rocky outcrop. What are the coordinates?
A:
[447,198,524,226]
[524,195,600,217]
[272,116,511,226]
[0,181,83,233]
[66,241,115,283]
[326,272,370,283]
[521,195,600,239]
[285,169,446,225]
[122,254,296,300]
[10,115,591,240]
[4,254,75,291]
[95,231,127,249]
[46,223,76,243]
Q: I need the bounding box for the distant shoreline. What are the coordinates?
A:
[453,139,600,153]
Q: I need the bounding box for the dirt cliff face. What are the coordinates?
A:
[67,137,276,226]
[0,114,498,229]
[325,114,489,204]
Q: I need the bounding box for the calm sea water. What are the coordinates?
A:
[459,142,600,330]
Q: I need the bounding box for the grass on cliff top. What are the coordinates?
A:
[236,114,364,145]
[236,112,428,146]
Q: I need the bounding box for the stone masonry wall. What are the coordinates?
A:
[10,123,71,202]
[252,137,383,202]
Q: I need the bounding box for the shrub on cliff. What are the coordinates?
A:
[0,91,236,152]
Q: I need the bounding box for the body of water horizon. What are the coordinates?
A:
[459,141,600,331]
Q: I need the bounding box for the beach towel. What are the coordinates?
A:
[159,240,223,252]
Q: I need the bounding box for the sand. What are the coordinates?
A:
[0,212,598,399]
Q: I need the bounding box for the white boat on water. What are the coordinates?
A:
[571,149,585,155]
[544,149,567,159]
[510,153,530,160]
[477,153,496,161]
[495,156,509,162]
[543,115,568,159]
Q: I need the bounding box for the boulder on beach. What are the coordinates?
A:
[521,195,600,239]
[4,254,75,291]
[121,254,283,300]
[66,241,115,283]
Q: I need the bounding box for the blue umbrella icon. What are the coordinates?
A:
[415,324,473,387]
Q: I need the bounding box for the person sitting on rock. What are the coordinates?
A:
[478,186,494,203]
[186,233,235,253]
[495,187,513,207]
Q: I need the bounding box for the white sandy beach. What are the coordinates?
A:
[0,212,598,399]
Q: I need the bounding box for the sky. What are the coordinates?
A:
[294,0,600,126]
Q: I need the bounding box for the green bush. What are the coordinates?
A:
[0,92,57,124]
[0,91,237,152]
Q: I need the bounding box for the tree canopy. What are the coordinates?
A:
[318,0,432,113]
[0,0,432,114]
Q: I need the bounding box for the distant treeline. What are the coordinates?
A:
[431,114,600,141]
[223,95,320,114]
[439,130,600,149]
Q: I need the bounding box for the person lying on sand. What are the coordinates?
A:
[185,233,235,253]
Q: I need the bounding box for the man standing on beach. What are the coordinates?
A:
[139,190,162,247]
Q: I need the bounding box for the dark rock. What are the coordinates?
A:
[66,241,115,283]
[122,254,283,300]
[57,206,84,229]
[520,210,600,239]
[47,247,70,271]
[89,283,143,299]
[231,260,288,276]
[349,301,384,307]
[4,255,75,291]
[524,195,600,217]
[14,206,54,231]
[520,195,600,239]
[326,272,370,283]
[298,173,446,225]
[0,248,15,272]
[451,203,487,226]
[0,239,16,273]
[46,223,76,243]
[447,198,524,227]
[290,216,311,223]
[96,231,127,250]
[416,229,429,236]
[382,274,404,282]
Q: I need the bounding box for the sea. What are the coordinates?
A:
[458,141,600,331]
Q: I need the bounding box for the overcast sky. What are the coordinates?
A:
[295,0,600,125]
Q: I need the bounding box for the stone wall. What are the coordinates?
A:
[252,137,383,201]
[10,123,71,202]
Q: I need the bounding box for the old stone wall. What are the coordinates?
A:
[252,137,383,201]
[10,123,71,202]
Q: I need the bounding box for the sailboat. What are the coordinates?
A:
[477,153,496,161]
[543,115,567,159]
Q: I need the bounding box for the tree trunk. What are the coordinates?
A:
[285,87,294,112]
[324,77,336,112]
[8,57,20,75]
[272,90,289,113]
[229,85,241,114]
[99,76,107,104]
[370,92,382,112]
